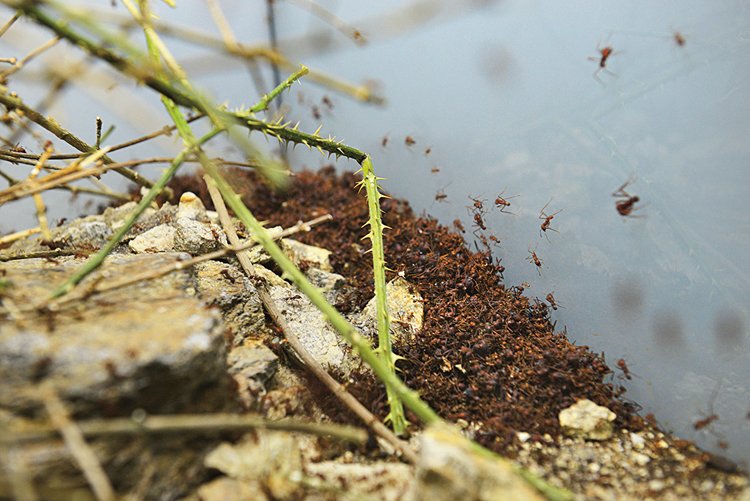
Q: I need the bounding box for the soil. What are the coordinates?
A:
[168,166,645,455]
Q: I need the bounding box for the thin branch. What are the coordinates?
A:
[38,384,116,501]
[0,86,161,192]
[0,35,60,80]
[1,413,367,444]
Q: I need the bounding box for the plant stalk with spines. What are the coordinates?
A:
[357,157,407,434]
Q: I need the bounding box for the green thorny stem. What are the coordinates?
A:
[357,158,407,434]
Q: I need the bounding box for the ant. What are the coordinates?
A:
[424,147,432,156]
[434,189,448,203]
[546,292,560,311]
[405,135,416,146]
[381,135,389,148]
[673,31,686,47]
[311,106,321,120]
[494,190,518,214]
[430,166,440,174]
[616,358,632,380]
[694,414,719,430]
[469,196,486,212]
[612,178,644,218]
[538,198,562,238]
[526,247,543,276]
[473,212,487,231]
[488,234,501,247]
[589,43,619,83]
[453,218,465,233]
[321,96,334,110]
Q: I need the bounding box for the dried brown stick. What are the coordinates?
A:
[1,413,367,445]
[38,385,115,501]
[0,88,161,193]
[203,175,419,464]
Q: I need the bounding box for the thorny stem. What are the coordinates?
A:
[48,126,222,299]
[358,157,407,434]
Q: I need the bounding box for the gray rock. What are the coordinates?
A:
[268,284,360,377]
[227,341,279,406]
[0,253,231,417]
[358,277,424,345]
[405,423,544,501]
[559,398,616,441]
[193,260,265,346]
[128,224,177,253]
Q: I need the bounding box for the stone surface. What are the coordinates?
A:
[204,433,304,500]
[559,398,617,441]
[0,253,231,417]
[405,423,544,501]
[268,284,361,377]
[193,260,265,346]
[129,223,177,253]
[358,277,424,345]
[280,238,332,272]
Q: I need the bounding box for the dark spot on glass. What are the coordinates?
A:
[652,310,684,347]
[713,309,745,350]
[612,279,643,313]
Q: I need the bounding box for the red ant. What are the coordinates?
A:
[694,414,719,430]
[469,196,485,212]
[616,358,632,380]
[494,190,518,214]
[435,189,448,202]
[488,234,501,246]
[546,292,559,311]
[527,247,543,275]
[538,198,562,238]
[453,219,465,233]
[405,135,416,146]
[612,178,644,218]
[430,166,440,174]
[589,43,618,83]
[473,212,486,231]
[673,31,686,47]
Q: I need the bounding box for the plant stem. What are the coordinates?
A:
[358,156,406,434]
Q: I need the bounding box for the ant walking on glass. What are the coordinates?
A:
[538,198,562,240]
[612,178,644,218]
[589,42,620,84]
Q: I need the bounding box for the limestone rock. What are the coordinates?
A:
[0,253,231,417]
[280,238,332,272]
[559,398,616,441]
[204,433,303,500]
[359,277,424,344]
[193,260,265,346]
[268,284,360,376]
[128,223,177,253]
[405,423,544,501]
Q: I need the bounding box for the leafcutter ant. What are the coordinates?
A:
[616,358,632,380]
[494,190,518,214]
[589,43,619,83]
[612,178,644,218]
[539,198,562,239]
[527,247,543,276]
